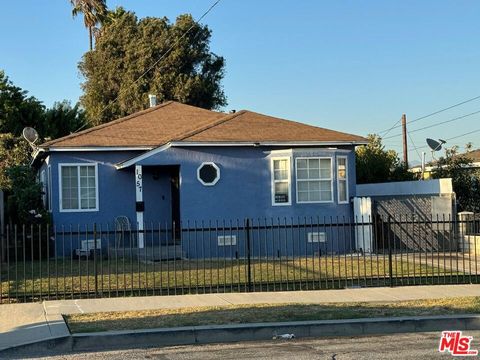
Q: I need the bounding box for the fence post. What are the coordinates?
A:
[458,211,474,253]
[245,218,252,292]
[93,223,98,297]
[387,216,393,287]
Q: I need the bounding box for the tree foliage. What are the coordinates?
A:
[0,70,45,137]
[5,165,48,225]
[43,100,87,140]
[70,0,108,50]
[79,8,227,125]
[0,71,86,223]
[431,146,480,212]
[0,134,47,224]
[0,133,31,190]
[356,134,416,184]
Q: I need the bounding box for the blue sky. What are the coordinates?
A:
[2,0,480,163]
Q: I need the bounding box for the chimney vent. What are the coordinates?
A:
[148,94,157,108]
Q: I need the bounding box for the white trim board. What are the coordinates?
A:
[115,141,364,169]
[58,163,99,213]
[336,155,349,204]
[270,156,292,206]
[295,157,334,204]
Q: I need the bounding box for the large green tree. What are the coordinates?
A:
[79,8,227,125]
[0,70,45,137]
[43,100,87,140]
[356,134,416,184]
[431,146,480,212]
[70,0,108,51]
[0,71,87,223]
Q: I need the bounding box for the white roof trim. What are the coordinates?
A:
[116,143,172,169]
[115,140,365,170]
[173,141,367,146]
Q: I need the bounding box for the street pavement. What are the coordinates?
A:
[1,284,480,352]
[6,330,478,359]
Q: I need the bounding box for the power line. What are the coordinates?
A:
[379,116,402,138]
[407,130,422,163]
[408,128,480,153]
[74,0,223,133]
[383,109,480,140]
[378,95,480,135]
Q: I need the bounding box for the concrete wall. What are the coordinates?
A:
[372,194,456,251]
[356,178,453,197]
[356,179,456,251]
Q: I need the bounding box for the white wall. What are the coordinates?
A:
[356,178,453,197]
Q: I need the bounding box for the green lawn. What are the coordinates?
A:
[65,296,480,333]
[0,255,458,301]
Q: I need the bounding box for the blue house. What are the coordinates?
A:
[33,101,366,257]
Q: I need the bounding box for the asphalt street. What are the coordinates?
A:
[6,330,480,359]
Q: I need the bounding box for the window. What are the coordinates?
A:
[307,232,326,243]
[197,162,220,186]
[59,164,98,212]
[271,157,291,205]
[218,235,237,246]
[337,156,348,203]
[296,158,333,203]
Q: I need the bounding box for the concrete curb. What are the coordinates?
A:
[2,314,480,355]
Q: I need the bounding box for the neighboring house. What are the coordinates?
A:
[32,101,366,256]
[410,149,480,179]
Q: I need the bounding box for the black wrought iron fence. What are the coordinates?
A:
[0,214,478,303]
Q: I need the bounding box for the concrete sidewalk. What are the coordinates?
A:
[1,284,480,352]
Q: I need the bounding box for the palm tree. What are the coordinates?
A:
[70,0,108,50]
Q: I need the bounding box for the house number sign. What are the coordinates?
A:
[135,166,143,194]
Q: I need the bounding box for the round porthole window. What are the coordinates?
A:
[197,162,220,186]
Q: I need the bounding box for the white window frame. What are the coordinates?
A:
[307,232,326,243]
[337,156,349,204]
[58,163,99,212]
[47,165,52,212]
[197,162,220,186]
[271,156,292,206]
[217,235,237,246]
[295,157,334,204]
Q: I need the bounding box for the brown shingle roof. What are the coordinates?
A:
[465,149,480,162]
[183,110,366,143]
[40,101,366,148]
[41,101,225,148]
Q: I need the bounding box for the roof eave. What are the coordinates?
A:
[115,140,367,170]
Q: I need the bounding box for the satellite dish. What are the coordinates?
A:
[22,127,39,144]
[22,127,39,151]
[426,138,445,152]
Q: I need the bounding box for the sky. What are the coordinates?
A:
[2,0,480,164]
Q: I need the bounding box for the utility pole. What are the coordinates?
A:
[401,114,408,168]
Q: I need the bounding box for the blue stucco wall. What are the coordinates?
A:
[138,146,357,221]
[42,145,357,256]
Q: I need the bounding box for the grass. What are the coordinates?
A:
[65,296,480,333]
[0,255,456,300]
